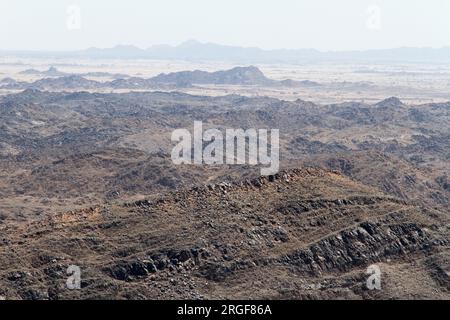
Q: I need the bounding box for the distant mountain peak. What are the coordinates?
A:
[227,65,265,75]
[375,97,404,107]
[0,77,17,84]
[178,39,202,47]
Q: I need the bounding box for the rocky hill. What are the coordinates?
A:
[0,168,448,299]
[152,66,273,85]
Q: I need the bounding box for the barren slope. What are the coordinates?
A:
[0,168,448,300]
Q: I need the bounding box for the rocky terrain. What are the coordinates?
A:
[0,168,448,299]
[1,66,318,91]
[0,71,448,299]
[0,89,448,218]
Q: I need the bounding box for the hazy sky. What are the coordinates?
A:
[1,0,449,51]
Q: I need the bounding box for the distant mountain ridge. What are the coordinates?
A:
[19,66,128,79]
[20,66,66,77]
[1,66,320,90]
[2,40,450,63]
